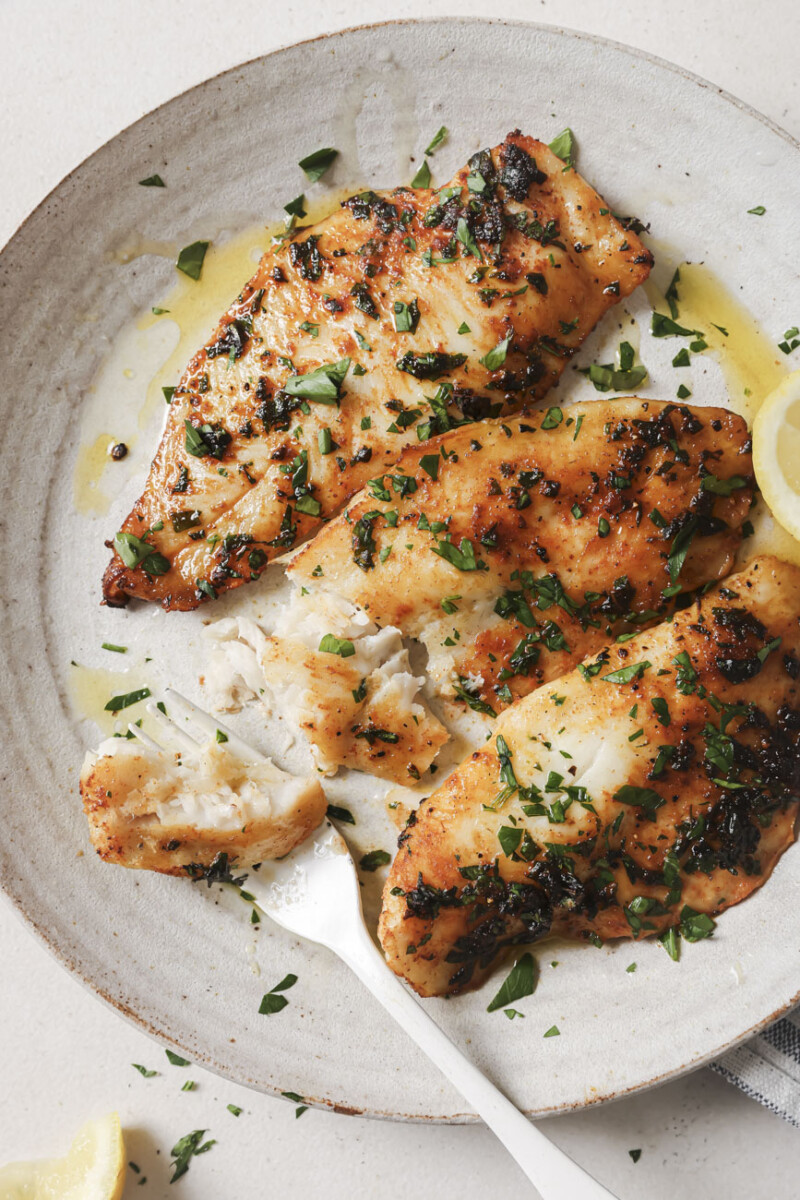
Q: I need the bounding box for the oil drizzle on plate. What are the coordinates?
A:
[68,663,154,738]
[73,432,118,516]
[668,262,787,425]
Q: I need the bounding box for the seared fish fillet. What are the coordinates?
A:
[208,400,753,784]
[80,734,325,873]
[378,556,800,996]
[103,131,652,611]
[287,399,753,713]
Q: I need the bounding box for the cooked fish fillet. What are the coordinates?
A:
[80,734,325,873]
[102,131,652,611]
[378,556,800,996]
[220,400,751,784]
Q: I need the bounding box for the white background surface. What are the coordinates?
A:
[1,1,799,1196]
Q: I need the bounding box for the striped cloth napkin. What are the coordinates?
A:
[712,1012,800,1125]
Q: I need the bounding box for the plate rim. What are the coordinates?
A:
[2,14,800,1123]
[2,14,798,264]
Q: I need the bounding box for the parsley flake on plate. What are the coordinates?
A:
[486,952,537,1012]
[259,973,298,1016]
[298,147,338,183]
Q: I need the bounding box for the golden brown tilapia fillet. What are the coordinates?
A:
[378,557,800,996]
[103,131,652,611]
[286,399,753,717]
[207,399,753,786]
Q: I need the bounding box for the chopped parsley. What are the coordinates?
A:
[165,1050,190,1067]
[393,299,421,333]
[359,850,391,872]
[104,688,151,713]
[259,973,298,1016]
[651,313,697,338]
[176,241,210,281]
[282,1090,309,1118]
[411,160,431,188]
[613,784,665,820]
[548,127,575,167]
[326,803,356,825]
[283,357,350,402]
[456,217,482,260]
[284,194,307,218]
[453,676,497,717]
[298,146,338,182]
[602,661,651,685]
[419,453,440,481]
[701,474,748,496]
[114,530,169,576]
[779,327,800,355]
[541,406,563,429]
[432,536,482,571]
[480,333,512,371]
[486,952,537,1012]
[318,634,355,657]
[170,1129,216,1182]
[425,126,448,155]
[580,356,648,394]
[184,419,231,460]
[667,517,699,583]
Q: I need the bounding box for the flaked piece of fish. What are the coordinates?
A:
[378,556,800,997]
[80,732,325,874]
[205,589,448,783]
[102,130,652,611]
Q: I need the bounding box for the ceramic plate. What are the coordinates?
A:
[2,18,800,1121]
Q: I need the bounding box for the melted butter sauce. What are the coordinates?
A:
[73,432,120,515]
[661,262,786,425]
[68,663,156,738]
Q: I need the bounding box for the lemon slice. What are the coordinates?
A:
[0,1113,125,1200]
[753,370,800,541]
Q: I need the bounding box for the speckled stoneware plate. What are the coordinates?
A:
[2,18,800,1122]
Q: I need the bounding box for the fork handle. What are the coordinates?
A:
[338,928,617,1200]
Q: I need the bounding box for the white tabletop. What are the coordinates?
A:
[2,2,799,1196]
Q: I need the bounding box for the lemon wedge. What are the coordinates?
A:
[0,1113,125,1200]
[752,370,800,542]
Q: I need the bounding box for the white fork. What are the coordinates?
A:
[135,690,616,1200]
